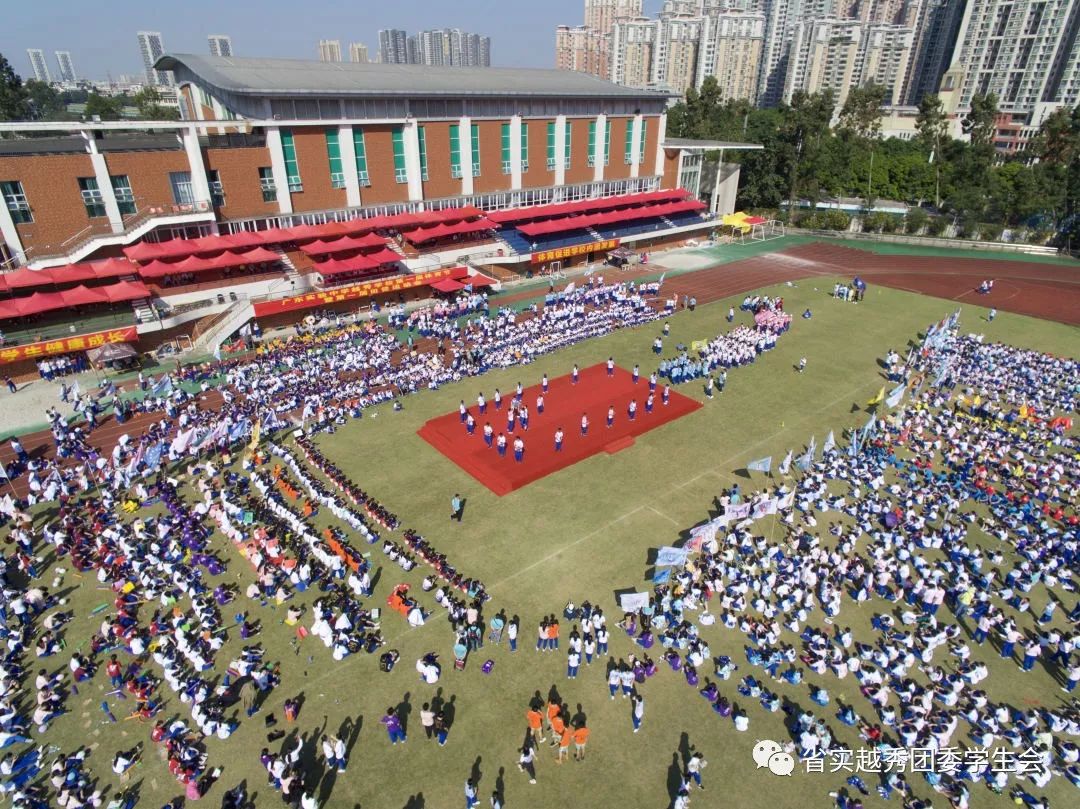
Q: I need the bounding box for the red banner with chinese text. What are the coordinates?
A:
[252,268,460,318]
[0,326,138,365]
[530,239,620,265]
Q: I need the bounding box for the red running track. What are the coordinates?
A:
[417,363,701,495]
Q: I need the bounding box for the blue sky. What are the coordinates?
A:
[4,0,663,81]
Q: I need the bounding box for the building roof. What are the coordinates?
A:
[662,138,764,151]
[155,53,676,99]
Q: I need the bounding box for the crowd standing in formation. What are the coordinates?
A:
[0,262,1074,809]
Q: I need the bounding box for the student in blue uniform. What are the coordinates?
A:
[542,374,549,393]
[645,393,654,414]
[606,406,615,428]
[581,413,589,436]
[649,372,657,392]
[536,394,545,415]
[632,364,640,384]
[466,413,476,434]
[496,433,507,457]
[513,437,525,463]
[477,393,486,414]
[494,389,502,410]
[516,381,523,399]
[662,385,671,406]
[554,428,564,452]
[483,423,494,447]
[459,401,467,423]
[607,357,615,376]
[519,404,530,432]
[572,364,580,384]
[628,399,638,421]
[506,408,516,434]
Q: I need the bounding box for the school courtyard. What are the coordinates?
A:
[19,239,1080,809]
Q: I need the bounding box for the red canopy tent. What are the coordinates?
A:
[487,189,691,225]
[362,248,405,266]
[299,233,389,256]
[463,274,496,288]
[0,299,23,320]
[2,267,59,289]
[15,290,67,316]
[430,278,465,293]
[138,247,280,279]
[60,285,112,307]
[104,280,151,302]
[314,255,382,277]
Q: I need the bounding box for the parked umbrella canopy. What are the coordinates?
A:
[87,342,138,364]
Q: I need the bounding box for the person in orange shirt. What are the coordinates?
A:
[548,619,560,651]
[546,700,562,738]
[549,713,565,751]
[556,724,572,763]
[526,707,545,745]
[573,724,590,761]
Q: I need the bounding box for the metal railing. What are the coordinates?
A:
[24,198,214,265]
[787,227,1062,257]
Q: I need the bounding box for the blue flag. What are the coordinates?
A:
[747,456,772,474]
[823,431,836,453]
[144,442,164,471]
[228,418,251,443]
[151,375,173,396]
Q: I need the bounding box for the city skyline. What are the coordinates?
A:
[1,0,589,80]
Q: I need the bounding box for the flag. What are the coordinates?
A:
[652,568,672,584]
[144,442,164,471]
[886,384,906,408]
[864,413,877,437]
[213,345,222,362]
[778,450,793,475]
[848,427,860,458]
[656,546,691,567]
[196,420,228,450]
[71,379,81,399]
[823,431,836,454]
[564,282,576,295]
[867,386,885,406]
[228,418,251,443]
[247,419,262,450]
[751,498,779,519]
[170,427,196,455]
[658,272,666,285]
[691,339,709,352]
[777,490,796,510]
[747,456,772,474]
[725,502,752,522]
[796,439,815,472]
[151,375,173,396]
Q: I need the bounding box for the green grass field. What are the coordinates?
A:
[35,274,1079,809]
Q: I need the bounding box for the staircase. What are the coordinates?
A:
[190,296,255,355]
[273,247,305,286]
[131,299,157,324]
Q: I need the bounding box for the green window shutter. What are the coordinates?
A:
[280,129,302,191]
[625,120,635,164]
[520,122,529,171]
[450,124,462,178]
[391,127,407,184]
[352,130,370,186]
[501,123,511,174]
[471,124,480,177]
[640,122,647,162]
[563,122,572,168]
[588,120,596,167]
[604,119,612,166]
[546,122,556,171]
[418,126,428,181]
[78,177,106,218]
[325,131,345,188]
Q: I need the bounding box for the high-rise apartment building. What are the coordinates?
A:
[651,12,707,93]
[379,29,410,64]
[946,0,1080,125]
[26,49,51,83]
[54,50,77,82]
[555,25,611,77]
[696,11,767,104]
[585,0,645,34]
[318,40,343,62]
[611,17,658,87]
[901,0,965,104]
[349,43,369,63]
[208,35,234,58]
[138,31,173,85]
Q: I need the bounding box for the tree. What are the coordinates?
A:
[0,52,31,122]
[778,89,835,214]
[24,79,66,120]
[84,92,125,121]
[837,82,886,142]
[962,92,998,155]
[915,94,948,208]
[132,86,179,120]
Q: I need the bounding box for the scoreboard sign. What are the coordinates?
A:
[531,239,619,265]
[0,326,138,365]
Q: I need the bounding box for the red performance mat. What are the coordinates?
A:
[417,363,702,495]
